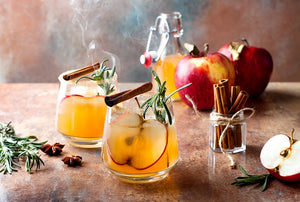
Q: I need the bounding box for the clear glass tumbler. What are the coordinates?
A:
[102,94,179,183]
[56,55,118,148]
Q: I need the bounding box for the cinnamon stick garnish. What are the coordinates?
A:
[105,82,153,107]
[63,62,100,81]
[105,90,131,100]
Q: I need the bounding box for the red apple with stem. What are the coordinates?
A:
[260,129,300,182]
[218,39,273,98]
[175,43,235,110]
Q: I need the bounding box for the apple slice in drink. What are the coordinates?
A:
[107,112,168,170]
[107,112,144,165]
[59,94,105,109]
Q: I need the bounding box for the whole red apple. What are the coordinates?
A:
[218,39,273,98]
[175,43,235,110]
[260,130,300,182]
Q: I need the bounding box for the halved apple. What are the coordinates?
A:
[107,112,168,170]
[260,133,300,182]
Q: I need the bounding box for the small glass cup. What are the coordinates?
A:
[209,111,246,153]
[101,94,179,183]
[56,56,118,148]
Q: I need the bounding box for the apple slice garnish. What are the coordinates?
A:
[60,93,105,104]
[60,94,83,103]
[107,112,168,170]
[59,94,105,106]
[260,130,300,182]
[107,112,143,165]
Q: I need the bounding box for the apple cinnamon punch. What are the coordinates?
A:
[102,71,191,183]
[56,59,118,148]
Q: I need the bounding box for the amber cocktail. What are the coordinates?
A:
[56,60,118,148]
[102,75,181,183]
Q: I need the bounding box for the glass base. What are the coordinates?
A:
[210,144,246,154]
[107,167,173,183]
[64,136,103,148]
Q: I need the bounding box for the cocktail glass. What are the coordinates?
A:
[101,93,179,183]
[56,56,118,148]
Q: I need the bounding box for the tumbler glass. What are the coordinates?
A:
[56,52,118,148]
[102,94,179,183]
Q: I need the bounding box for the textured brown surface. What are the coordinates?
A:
[0,82,299,201]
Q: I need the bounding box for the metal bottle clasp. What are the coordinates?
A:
[140,16,170,68]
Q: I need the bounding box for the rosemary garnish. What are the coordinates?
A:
[232,165,272,191]
[0,121,47,174]
[76,59,116,95]
[140,70,192,125]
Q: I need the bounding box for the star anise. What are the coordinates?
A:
[62,155,82,167]
[40,143,64,156]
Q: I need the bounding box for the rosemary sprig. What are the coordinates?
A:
[232,165,273,191]
[76,59,116,95]
[140,70,192,125]
[0,121,47,174]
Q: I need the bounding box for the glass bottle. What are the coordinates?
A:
[140,12,185,99]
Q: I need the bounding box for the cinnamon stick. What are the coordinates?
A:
[218,84,234,149]
[229,91,249,114]
[105,82,153,107]
[218,85,229,114]
[220,125,228,148]
[213,84,230,149]
[213,84,221,149]
[214,125,220,149]
[235,125,242,147]
[219,79,231,108]
[230,86,240,105]
[213,84,219,113]
[105,90,131,100]
[214,84,224,114]
[229,89,248,148]
[63,62,100,81]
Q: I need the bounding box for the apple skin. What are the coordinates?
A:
[175,53,235,110]
[267,168,300,182]
[60,94,105,103]
[218,41,273,98]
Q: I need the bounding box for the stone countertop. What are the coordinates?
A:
[0,82,299,201]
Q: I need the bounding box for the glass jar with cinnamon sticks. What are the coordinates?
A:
[209,79,249,153]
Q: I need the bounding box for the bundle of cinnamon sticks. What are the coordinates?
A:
[213,79,249,150]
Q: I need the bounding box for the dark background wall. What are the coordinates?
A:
[0,0,299,83]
